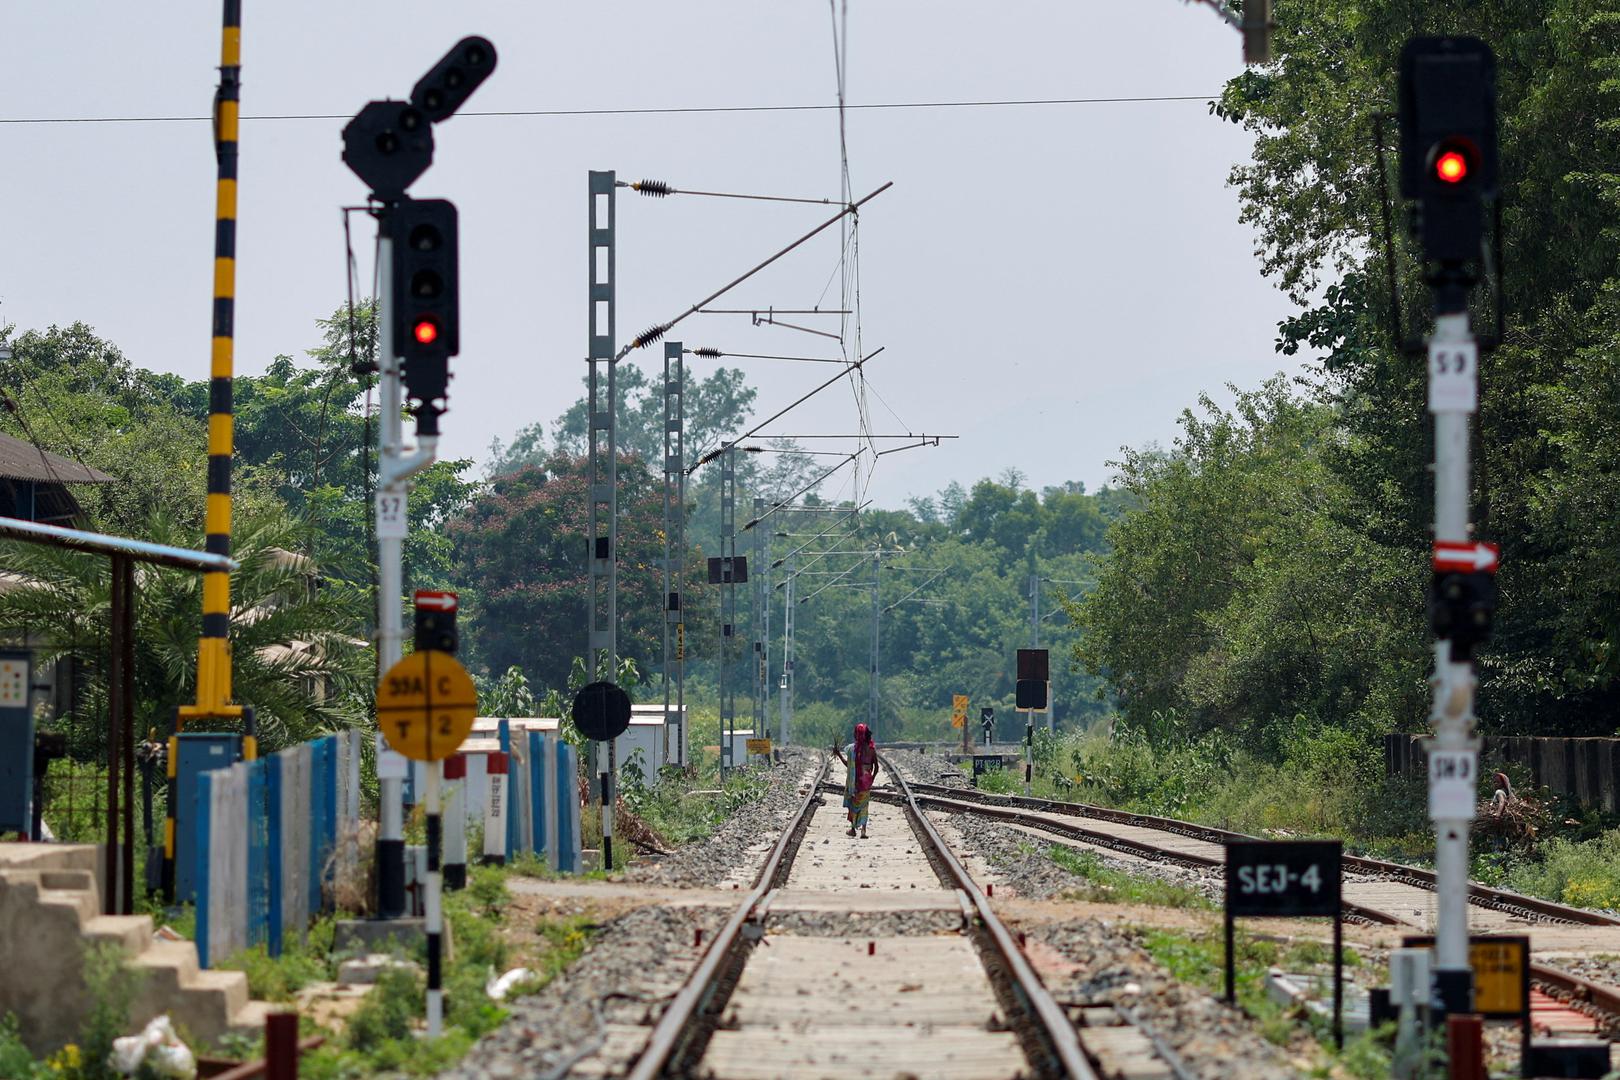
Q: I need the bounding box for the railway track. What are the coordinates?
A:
[884,756,1620,1037]
[619,754,1195,1080]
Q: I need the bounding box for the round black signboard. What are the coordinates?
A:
[572,680,632,741]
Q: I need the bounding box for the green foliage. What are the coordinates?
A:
[0,507,373,753]
[1503,829,1620,908]
[1046,845,1212,908]
[73,943,142,1080]
[0,1014,49,1080]
[219,919,335,1002]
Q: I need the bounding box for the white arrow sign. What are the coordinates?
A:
[414,590,459,612]
[1433,541,1499,573]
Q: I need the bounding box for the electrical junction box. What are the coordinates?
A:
[0,652,33,834]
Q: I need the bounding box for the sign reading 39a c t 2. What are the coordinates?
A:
[1225,840,1342,918]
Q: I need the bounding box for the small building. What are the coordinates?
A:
[0,432,113,525]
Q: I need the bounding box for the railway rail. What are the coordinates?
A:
[884,753,1620,1038]
[620,754,1195,1079]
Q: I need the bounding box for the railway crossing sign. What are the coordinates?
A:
[1225,840,1344,1047]
[377,651,478,762]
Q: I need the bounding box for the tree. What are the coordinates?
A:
[1075,380,1422,754]
[0,507,372,755]
[1211,0,1620,735]
[447,450,710,694]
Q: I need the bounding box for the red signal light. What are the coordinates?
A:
[413,319,439,345]
[1434,150,1469,184]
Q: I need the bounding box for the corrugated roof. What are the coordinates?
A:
[0,432,113,484]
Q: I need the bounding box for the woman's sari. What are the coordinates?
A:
[843,739,877,828]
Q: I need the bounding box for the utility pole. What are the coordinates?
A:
[719,443,737,776]
[869,549,881,729]
[779,553,794,747]
[587,171,618,856]
[662,341,685,766]
[1398,36,1499,1022]
[753,497,768,751]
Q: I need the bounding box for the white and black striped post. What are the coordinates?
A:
[1024,716,1034,797]
[443,753,467,890]
[425,760,444,1036]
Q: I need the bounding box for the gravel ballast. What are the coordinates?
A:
[1037,917,1309,1080]
[625,748,822,889]
[438,904,724,1080]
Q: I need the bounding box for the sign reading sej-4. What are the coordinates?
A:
[1224,839,1345,1048]
[1226,840,1341,917]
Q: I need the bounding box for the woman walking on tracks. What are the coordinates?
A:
[834,723,880,838]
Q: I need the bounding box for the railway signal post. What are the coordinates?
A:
[342,35,497,920]
[1398,34,1499,1021]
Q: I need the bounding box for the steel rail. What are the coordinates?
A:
[626,755,831,1080]
[904,780,1620,928]
[881,756,1099,1080]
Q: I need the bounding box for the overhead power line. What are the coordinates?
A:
[0,94,1216,126]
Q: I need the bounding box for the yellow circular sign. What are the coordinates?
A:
[377,650,478,762]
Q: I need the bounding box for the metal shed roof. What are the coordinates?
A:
[0,432,113,484]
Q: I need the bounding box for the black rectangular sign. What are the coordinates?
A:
[706,556,749,584]
[1016,648,1049,682]
[1225,840,1341,918]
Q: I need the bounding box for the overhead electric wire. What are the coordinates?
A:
[0,94,1217,126]
[689,348,846,364]
[621,179,839,205]
[618,182,892,359]
[689,346,884,473]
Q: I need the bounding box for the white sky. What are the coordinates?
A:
[0,2,1307,507]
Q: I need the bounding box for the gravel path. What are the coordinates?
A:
[438,904,724,1080]
[1036,918,1309,1079]
[625,748,823,889]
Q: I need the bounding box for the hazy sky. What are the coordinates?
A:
[0,2,1307,508]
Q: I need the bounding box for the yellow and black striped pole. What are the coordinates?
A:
[180,0,246,737]
[168,0,246,901]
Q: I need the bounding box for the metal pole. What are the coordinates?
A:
[869,550,880,729]
[374,230,407,920]
[587,171,618,843]
[780,553,794,747]
[1030,573,1039,648]
[662,342,683,767]
[719,444,737,776]
[1429,301,1477,1016]
[753,497,767,751]
[180,0,245,737]
[424,763,443,1036]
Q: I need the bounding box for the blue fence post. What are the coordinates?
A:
[308,738,332,917]
[528,732,546,857]
[195,771,213,968]
[499,720,515,861]
[555,743,577,874]
[246,761,267,952]
[266,755,284,958]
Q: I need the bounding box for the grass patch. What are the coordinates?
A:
[1047,846,1212,909]
[294,866,595,1078]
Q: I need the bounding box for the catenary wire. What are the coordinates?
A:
[0,95,1217,125]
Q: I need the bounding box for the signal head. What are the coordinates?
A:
[341,100,434,201]
[411,36,499,123]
